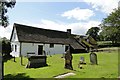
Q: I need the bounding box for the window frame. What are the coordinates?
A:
[50,43,54,48]
[15,45,17,52]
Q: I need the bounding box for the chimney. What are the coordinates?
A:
[67,29,71,34]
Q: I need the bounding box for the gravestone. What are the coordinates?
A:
[90,52,98,65]
[80,56,85,64]
[78,56,86,69]
[26,55,47,68]
[64,46,73,70]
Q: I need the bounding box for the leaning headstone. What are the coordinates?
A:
[90,52,98,65]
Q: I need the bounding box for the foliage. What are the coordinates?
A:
[86,27,100,41]
[100,8,120,43]
[4,50,118,78]
[0,0,16,27]
[2,37,11,56]
[97,41,120,48]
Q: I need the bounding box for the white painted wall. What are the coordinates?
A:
[44,44,65,55]
[21,43,42,56]
[10,41,20,57]
[21,43,65,56]
[10,27,20,57]
[11,27,19,42]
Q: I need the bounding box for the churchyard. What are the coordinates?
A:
[4,47,118,79]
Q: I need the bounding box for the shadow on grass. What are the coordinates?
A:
[4,73,34,80]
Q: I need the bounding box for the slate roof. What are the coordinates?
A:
[10,23,85,50]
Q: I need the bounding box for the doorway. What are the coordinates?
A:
[38,45,43,55]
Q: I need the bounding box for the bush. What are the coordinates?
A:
[2,40,11,56]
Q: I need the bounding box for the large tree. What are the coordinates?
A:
[0,0,16,27]
[86,27,100,41]
[100,8,120,43]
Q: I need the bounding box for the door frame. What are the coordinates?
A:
[38,45,43,55]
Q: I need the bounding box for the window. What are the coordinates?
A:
[15,45,17,52]
[50,43,54,48]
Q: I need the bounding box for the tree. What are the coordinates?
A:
[99,32,105,41]
[100,8,120,43]
[86,27,100,41]
[0,0,16,27]
[2,37,11,56]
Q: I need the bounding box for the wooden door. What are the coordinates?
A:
[38,45,43,55]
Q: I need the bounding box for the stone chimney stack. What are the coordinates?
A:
[67,29,71,34]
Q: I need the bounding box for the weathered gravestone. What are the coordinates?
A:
[78,56,86,69]
[90,52,98,65]
[64,46,73,70]
[80,56,86,64]
[26,55,47,68]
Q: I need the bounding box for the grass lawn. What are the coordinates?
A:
[4,48,118,79]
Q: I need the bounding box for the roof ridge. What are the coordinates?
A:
[14,23,67,34]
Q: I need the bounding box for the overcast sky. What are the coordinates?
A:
[0,0,119,39]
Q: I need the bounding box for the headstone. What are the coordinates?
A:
[80,56,85,64]
[78,56,86,69]
[26,55,47,68]
[64,46,73,70]
[90,52,98,65]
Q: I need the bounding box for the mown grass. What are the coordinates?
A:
[4,49,118,79]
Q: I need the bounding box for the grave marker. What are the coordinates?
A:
[78,56,86,69]
[90,52,98,65]
[64,46,73,70]
[80,56,85,64]
[26,55,47,68]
